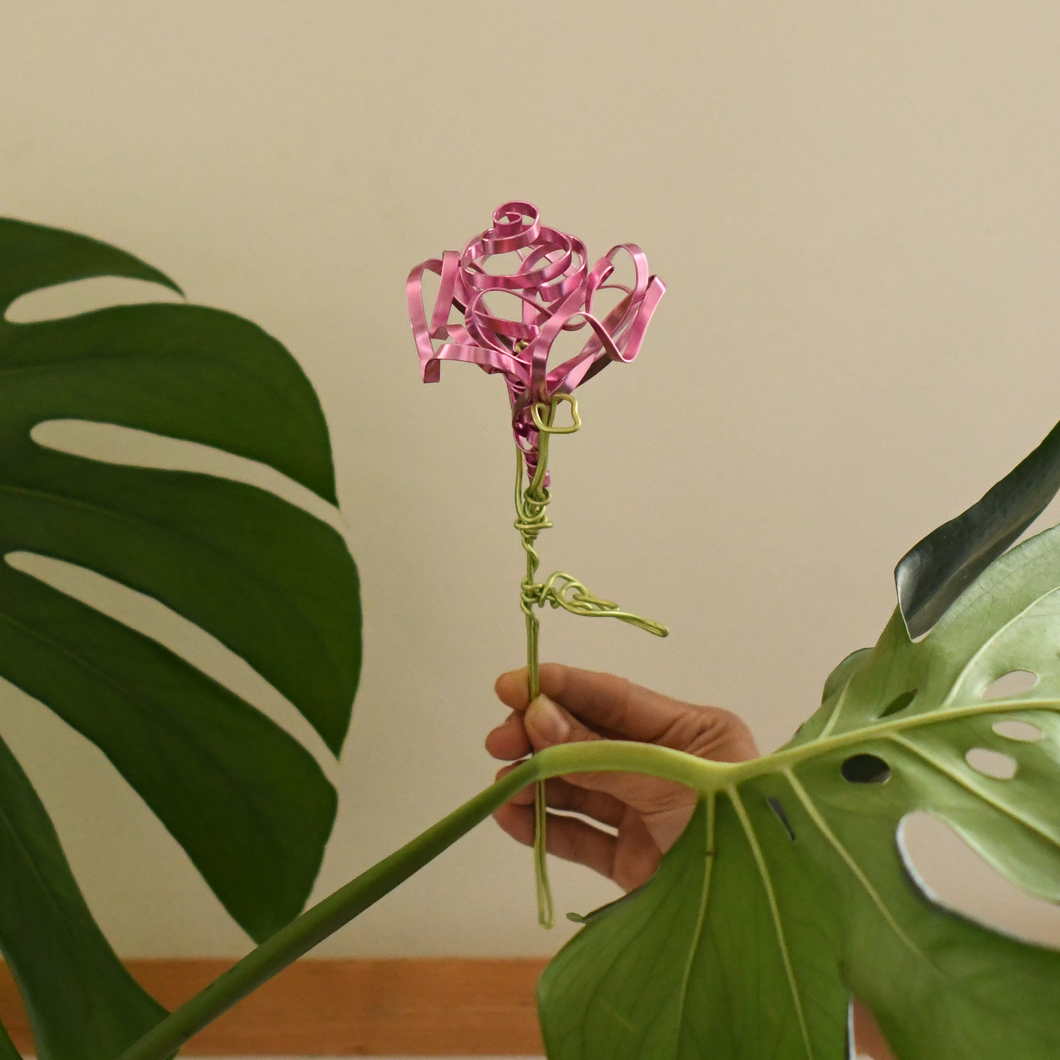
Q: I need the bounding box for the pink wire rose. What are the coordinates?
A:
[407,201,665,479]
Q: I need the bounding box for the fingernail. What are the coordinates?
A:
[527,695,569,744]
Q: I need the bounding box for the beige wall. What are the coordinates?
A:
[2,0,1060,957]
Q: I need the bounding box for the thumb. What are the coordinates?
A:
[524,694,597,750]
[524,693,698,829]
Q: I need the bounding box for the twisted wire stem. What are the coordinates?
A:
[514,396,668,928]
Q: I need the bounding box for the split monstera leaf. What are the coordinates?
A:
[539,422,1060,1059]
[0,218,360,1060]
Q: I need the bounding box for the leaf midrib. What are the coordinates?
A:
[528,697,1060,795]
[727,695,1060,787]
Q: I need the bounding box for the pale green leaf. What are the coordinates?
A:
[541,520,1060,1059]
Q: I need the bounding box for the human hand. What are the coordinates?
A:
[485,662,758,893]
[486,662,894,1060]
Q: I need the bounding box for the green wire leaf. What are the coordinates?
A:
[0,218,361,1056]
[541,517,1060,1059]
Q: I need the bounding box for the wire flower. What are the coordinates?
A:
[408,202,668,928]
[407,201,665,480]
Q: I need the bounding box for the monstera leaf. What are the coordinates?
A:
[0,219,360,1060]
[538,426,1060,1059]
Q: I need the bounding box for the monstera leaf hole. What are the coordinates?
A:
[964,747,1018,779]
[851,998,894,1060]
[5,550,337,778]
[766,795,797,841]
[993,719,1044,742]
[32,420,344,532]
[840,753,891,784]
[878,689,916,718]
[6,275,183,323]
[899,812,1060,949]
[981,668,1038,699]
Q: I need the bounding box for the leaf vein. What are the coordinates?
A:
[889,732,1060,850]
[942,583,1060,706]
[729,785,815,1060]
[782,769,934,970]
[671,793,715,1057]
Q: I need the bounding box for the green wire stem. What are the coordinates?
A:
[514,395,668,928]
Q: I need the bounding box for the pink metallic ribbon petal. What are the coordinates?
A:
[407,201,665,478]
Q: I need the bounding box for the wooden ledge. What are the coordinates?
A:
[0,958,548,1055]
[0,958,894,1057]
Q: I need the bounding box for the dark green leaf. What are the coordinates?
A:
[0,218,361,1050]
[0,1020,20,1060]
[0,562,337,940]
[896,417,1060,639]
[0,728,167,1060]
[0,216,182,306]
